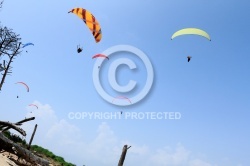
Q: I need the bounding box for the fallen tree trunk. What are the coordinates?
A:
[0,132,50,166]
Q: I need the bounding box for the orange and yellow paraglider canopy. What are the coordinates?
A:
[68,8,102,43]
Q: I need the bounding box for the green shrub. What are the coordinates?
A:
[30,145,76,166]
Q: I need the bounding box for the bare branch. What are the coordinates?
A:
[1,117,35,132]
[0,121,26,136]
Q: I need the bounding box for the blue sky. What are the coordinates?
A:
[0,0,250,165]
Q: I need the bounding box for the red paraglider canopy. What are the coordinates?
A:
[112,96,131,104]
[28,104,38,109]
[92,54,109,60]
[16,82,29,92]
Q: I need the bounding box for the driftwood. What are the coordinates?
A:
[118,145,131,166]
[28,124,37,150]
[0,118,50,165]
[0,132,50,166]
[0,121,26,136]
[1,117,35,132]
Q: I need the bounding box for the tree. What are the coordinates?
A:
[0,0,22,91]
[0,25,22,91]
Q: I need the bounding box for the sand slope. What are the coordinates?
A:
[0,153,18,166]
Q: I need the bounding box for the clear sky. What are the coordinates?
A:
[0,0,250,166]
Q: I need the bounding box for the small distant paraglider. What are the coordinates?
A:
[29,104,38,113]
[171,28,211,62]
[92,54,109,69]
[22,43,34,53]
[15,82,29,98]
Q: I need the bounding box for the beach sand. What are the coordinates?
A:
[0,152,18,166]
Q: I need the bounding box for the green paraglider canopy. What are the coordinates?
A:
[171,28,211,41]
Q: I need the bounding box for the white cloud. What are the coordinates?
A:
[148,143,190,165]
[85,122,119,164]
[19,101,217,166]
[189,159,213,166]
[128,144,149,156]
[46,119,82,142]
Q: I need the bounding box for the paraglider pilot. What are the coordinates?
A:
[77,45,83,53]
[187,56,192,62]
